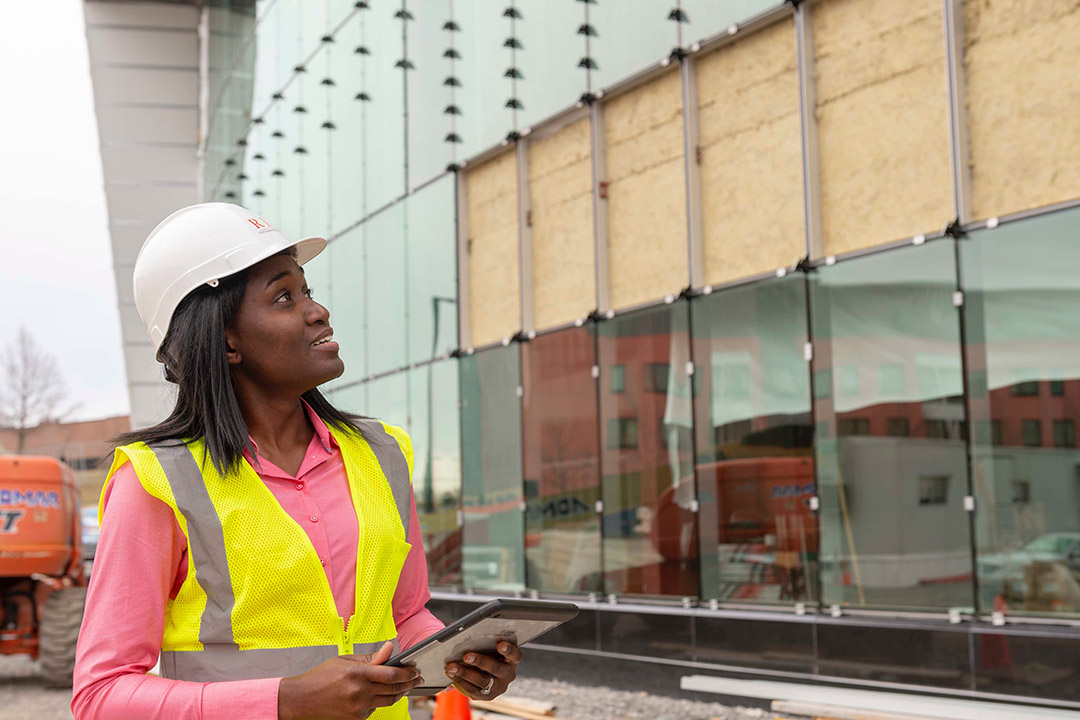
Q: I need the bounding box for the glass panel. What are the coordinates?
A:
[327,381,367,416]
[406,174,457,364]
[522,326,602,593]
[460,345,526,591]
[409,361,462,586]
[328,224,366,387]
[299,49,331,237]
[692,276,816,605]
[589,0,676,91]
[364,202,407,375]
[695,616,814,673]
[680,0,783,44]
[271,80,303,240]
[405,0,454,187]
[596,303,697,597]
[328,9,366,231]
[516,0,587,129]
[811,241,971,612]
[365,370,408,429]
[454,0,513,158]
[364,2,406,209]
[962,208,1080,619]
[817,622,972,690]
[598,610,692,660]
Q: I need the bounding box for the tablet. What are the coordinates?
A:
[387,598,578,695]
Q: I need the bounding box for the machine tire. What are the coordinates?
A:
[38,586,86,688]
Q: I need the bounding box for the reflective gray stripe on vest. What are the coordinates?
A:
[151,442,237,651]
[354,419,412,538]
[159,640,395,682]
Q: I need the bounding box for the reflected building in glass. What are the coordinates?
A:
[85,0,1080,710]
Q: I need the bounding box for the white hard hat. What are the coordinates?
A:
[133,202,326,351]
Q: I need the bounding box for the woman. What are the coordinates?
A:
[71,203,522,719]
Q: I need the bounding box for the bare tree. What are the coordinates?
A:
[0,327,75,453]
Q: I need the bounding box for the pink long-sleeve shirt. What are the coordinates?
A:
[71,407,445,720]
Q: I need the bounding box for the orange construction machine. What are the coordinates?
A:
[0,455,88,686]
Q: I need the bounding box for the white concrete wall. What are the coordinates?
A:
[84,1,202,428]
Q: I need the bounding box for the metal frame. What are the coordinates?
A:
[590,99,611,313]
[944,0,973,225]
[680,53,705,289]
[794,0,824,260]
[517,138,534,335]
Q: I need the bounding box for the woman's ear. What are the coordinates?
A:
[224,327,242,366]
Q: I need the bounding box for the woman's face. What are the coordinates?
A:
[224,253,344,394]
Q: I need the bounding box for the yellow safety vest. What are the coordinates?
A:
[101,418,414,720]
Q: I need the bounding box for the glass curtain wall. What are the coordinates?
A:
[811,241,972,612]
[522,326,603,593]
[692,276,816,605]
[460,346,526,591]
[596,303,697,597]
[962,207,1080,620]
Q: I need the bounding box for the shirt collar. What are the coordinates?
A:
[245,399,335,459]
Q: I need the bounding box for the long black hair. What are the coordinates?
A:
[113,255,366,475]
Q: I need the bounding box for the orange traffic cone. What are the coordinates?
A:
[433,687,471,720]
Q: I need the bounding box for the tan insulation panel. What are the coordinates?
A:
[604,70,687,308]
[813,0,953,255]
[466,151,520,347]
[528,117,596,329]
[965,0,1080,219]
[697,18,805,284]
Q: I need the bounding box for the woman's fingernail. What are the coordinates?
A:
[448,666,459,677]
[466,654,476,663]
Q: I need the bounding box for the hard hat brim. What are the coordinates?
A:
[293,236,326,266]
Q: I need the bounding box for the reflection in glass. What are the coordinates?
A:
[409,361,462,587]
[811,241,971,611]
[460,346,525,591]
[597,303,697,596]
[962,208,1080,619]
[522,327,602,593]
[406,175,458,364]
[692,277,816,604]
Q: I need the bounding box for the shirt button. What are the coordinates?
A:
[320,558,326,566]
[296,483,304,491]
[310,515,319,523]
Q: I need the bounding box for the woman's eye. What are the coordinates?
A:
[275,291,291,303]
[303,287,315,299]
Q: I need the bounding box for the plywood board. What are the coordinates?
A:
[466,151,520,347]
[814,0,952,255]
[528,117,596,329]
[697,18,805,284]
[965,0,1080,219]
[604,70,688,308]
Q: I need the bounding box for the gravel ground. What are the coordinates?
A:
[501,677,768,720]
[0,655,73,720]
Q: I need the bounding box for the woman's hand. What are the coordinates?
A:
[445,641,523,700]
[278,642,423,720]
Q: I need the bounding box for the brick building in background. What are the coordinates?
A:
[82,0,1080,712]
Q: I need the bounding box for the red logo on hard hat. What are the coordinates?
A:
[247,217,270,229]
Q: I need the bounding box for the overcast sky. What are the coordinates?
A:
[0,0,129,421]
